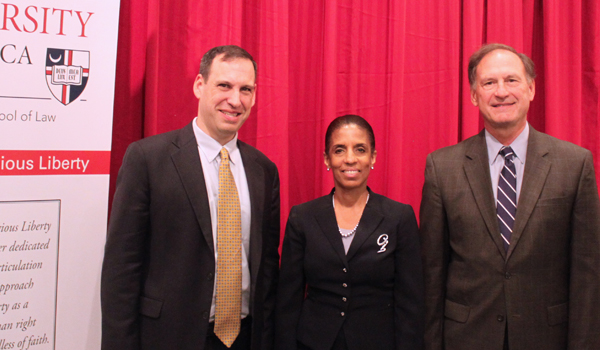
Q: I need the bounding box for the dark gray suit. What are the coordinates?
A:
[276,189,424,350]
[420,126,600,350]
[101,122,280,350]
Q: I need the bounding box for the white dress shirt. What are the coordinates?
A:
[192,117,251,321]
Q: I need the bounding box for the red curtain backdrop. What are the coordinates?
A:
[110,0,600,239]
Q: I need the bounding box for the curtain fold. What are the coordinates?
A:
[110,0,600,230]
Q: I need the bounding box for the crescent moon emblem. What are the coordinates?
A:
[49,53,62,63]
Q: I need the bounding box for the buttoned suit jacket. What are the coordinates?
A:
[101,122,280,350]
[275,189,424,350]
[419,126,600,350]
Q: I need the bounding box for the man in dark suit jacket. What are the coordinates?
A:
[420,43,600,350]
[101,45,280,350]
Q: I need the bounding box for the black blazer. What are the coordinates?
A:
[101,122,280,350]
[275,189,424,350]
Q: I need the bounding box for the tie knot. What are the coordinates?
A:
[220,148,230,162]
[499,146,515,161]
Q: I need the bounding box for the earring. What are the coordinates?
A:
[371,166,374,170]
[327,168,330,171]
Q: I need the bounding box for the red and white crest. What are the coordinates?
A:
[45,48,90,105]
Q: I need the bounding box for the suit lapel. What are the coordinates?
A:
[346,191,384,261]
[315,193,349,267]
[507,128,550,259]
[463,131,507,259]
[239,142,265,290]
[170,123,214,254]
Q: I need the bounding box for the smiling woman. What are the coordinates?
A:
[324,116,376,195]
[275,115,424,350]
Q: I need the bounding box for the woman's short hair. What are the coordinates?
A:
[324,115,375,154]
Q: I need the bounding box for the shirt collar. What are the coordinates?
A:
[192,117,240,164]
[485,122,529,166]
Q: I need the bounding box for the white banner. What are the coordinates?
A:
[0,1,120,349]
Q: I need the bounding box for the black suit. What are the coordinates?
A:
[101,122,280,350]
[275,189,424,350]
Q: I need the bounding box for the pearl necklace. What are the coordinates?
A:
[332,193,370,237]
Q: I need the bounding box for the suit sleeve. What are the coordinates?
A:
[274,206,306,350]
[101,142,150,350]
[259,166,281,350]
[419,153,449,350]
[394,204,425,350]
[568,151,600,349]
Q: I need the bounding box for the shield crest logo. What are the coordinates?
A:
[45,48,90,105]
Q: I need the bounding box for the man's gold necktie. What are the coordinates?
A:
[214,148,242,347]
